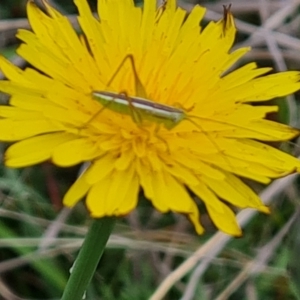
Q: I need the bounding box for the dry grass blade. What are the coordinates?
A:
[214,209,300,300]
[149,173,299,300]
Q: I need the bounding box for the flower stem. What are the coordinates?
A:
[61,217,116,300]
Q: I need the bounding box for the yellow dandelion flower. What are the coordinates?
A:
[0,0,299,236]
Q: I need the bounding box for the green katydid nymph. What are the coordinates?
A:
[90,5,233,131]
[92,91,185,130]
[89,54,234,170]
[91,54,194,131]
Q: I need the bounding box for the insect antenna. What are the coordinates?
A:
[222,4,232,36]
[183,114,236,172]
[155,0,167,23]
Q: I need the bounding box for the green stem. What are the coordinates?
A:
[61,217,116,300]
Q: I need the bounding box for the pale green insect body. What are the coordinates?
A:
[92,91,186,130]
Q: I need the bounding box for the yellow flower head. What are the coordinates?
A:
[0,0,299,236]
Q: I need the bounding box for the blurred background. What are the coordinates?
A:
[0,0,300,299]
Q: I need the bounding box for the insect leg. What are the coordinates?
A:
[106,54,147,99]
[80,98,115,130]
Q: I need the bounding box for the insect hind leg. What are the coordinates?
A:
[106,54,147,99]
